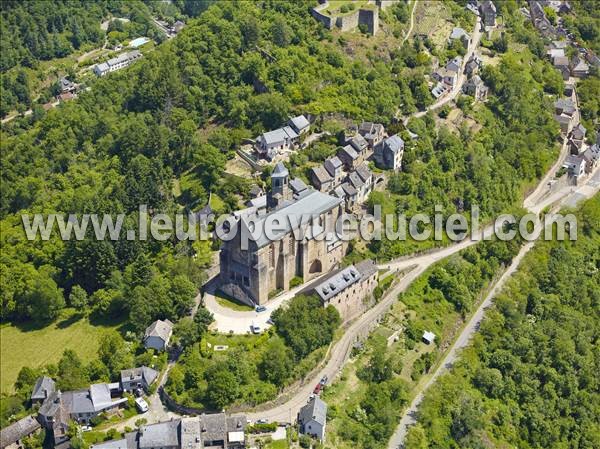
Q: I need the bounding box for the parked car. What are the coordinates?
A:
[313,383,322,395]
[257,418,269,424]
[251,324,261,334]
[255,305,267,313]
[134,388,144,397]
[320,375,328,386]
[135,397,149,413]
[81,426,92,432]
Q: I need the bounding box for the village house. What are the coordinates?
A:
[346,132,369,155]
[563,154,586,184]
[357,121,386,150]
[0,416,41,449]
[463,74,488,101]
[465,53,482,77]
[219,163,346,305]
[571,122,587,143]
[337,144,362,170]
[449,27,471,47]
[374,134,404,170]
[289,114,310,135]
[309,165,334,192]
[59,77,77,93]
[582,144,600,173]
[301,259,378,323]
[255,126,299,160]
[324,156,344,187]
[479,0,497,28]
[298,397,327,442]
[120,366,159,393]
[30,376,55,404]
[571,56,590,78]
[90,414,247,449]
[38,383,128,444]
[93,50,142,76]
[143,319,174,351]
[554,97,577,134]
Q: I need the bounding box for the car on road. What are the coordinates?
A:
[320,375,328,386]
[257,418,269,424]
[251,324,261,334]
[255,305,267,313]
[313,383,322,395]
[135,397,149,413]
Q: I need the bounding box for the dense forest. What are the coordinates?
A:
[404,197,600,449]
[0,0,426,331]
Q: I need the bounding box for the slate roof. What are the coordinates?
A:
[259,127,298,146]
[311,166,333,184]
[324,156,343,176]
[0,416,41,448]
[31,376,55,401]
[355,164,372,183]
[299,397,327,427]
[289,115,310,132]
[572,123,586,139]
[553,55,569,67]
[245,189,342,248]
[198,413,227,443]
[120,366,159,386]
[272,162,289,178]
[339,145,359,160]
[139,420,179,449]
[144,319,173,342]
[341,182,357,197]
[355,259,377,278]
[555,98,576,115]
[349,133,368,152]
[450,27,470,40]
[571,56,589,73]
[382,134,404,154]
[38,391,62,418]
[313,265,361,301]
[290,178,308,194]
[446,56,462,73]
[348,172,364,189]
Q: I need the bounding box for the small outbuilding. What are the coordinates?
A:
[422,331,436,345]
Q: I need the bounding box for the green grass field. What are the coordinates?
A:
[0,309,124,393]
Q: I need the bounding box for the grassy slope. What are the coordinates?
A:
[0,309,124,393]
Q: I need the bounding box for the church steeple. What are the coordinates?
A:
[268,162,290,209]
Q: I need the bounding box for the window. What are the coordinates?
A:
[269,245,275,266]
[243,276,250,287]
[289,238,295,255]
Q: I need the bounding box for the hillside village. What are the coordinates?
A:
[1,1,599,449]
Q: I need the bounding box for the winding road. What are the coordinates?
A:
[138,7,597,439]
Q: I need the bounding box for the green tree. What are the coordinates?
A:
[69,285,88,312]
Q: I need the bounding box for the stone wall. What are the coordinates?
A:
[311,5,334,29]
[311,1,381,36]
[336,10,360,32]
[358,7,379,36]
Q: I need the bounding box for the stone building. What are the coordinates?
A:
[219,163,346,305]
[301,259,378,323]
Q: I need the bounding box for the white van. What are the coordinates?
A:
[135,397,149,413]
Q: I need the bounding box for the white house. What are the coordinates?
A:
[143,319,174,351]
[298,397,327,441]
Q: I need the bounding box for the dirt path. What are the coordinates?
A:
[401,0,419,45]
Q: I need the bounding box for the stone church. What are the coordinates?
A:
[219,163,347,305]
